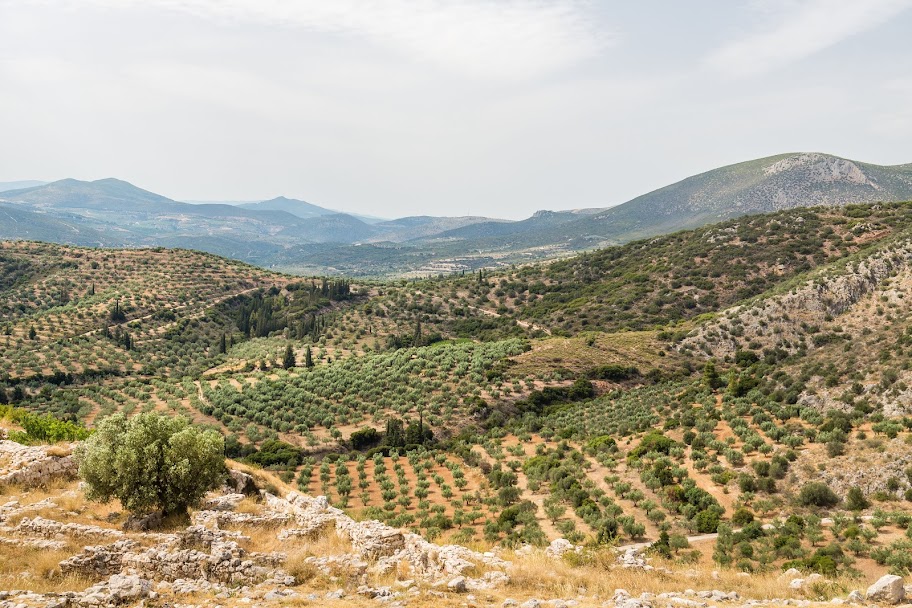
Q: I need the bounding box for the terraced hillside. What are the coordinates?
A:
[7,201,912,580]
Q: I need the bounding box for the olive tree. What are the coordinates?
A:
[76,412,225,516]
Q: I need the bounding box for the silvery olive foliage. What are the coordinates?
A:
[76,412,225,515]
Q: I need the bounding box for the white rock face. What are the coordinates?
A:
[545,538,578,558]
[763,153,873,187]
[866,574,905,604]
[0,440,76,487]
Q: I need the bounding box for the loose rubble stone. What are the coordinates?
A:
[0,534,67,550]
[204,493,247,511]
[77,574,152,606]
[15,516,123,540]
[447,576,467,593]
[192,509,292,528]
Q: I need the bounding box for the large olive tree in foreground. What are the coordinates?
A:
[76,412,225,516]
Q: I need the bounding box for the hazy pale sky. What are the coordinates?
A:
[1,0,911,219]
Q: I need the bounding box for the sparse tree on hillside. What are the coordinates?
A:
[75,412,225,517]
[282,344,296,369]
[846,486,869,511]
[304,345,314,368]
[703,361,722,390]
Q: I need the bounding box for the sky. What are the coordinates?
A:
[1,1,911,219]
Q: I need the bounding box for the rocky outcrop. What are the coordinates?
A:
[764,154,874,187]
[122,539,289,585]
[545,538,580,559]
[267,491,509,587]
[866,574,905,604]
[682,241,912,360]
[59,536,290,586]
[225,469,260,495]
[0,440,76,487]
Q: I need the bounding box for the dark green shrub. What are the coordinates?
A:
[798,482,840,508]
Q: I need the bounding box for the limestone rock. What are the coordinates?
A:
[545,538,578,559]
[78,574,152,606]
[60,540,138,576]
[0,440,76,487]
[15,516,123,540]
[204,492,246,511]
[867,575,906,604]
[226,469,259,495]
[448,576,467,593]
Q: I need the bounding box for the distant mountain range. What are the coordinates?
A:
[194,196,387,225]
[2,153,910,275]
[0,180,47,192]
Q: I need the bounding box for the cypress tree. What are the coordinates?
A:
[703,361,722,390]
[413,320,423,347]
[305,345,314,368]
[282,344,296,369]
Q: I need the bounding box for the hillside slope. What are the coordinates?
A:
[441,201,912,335]
[436,153,912,253]
[580,153,912,242]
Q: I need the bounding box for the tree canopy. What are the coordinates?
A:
[75,412,225,516]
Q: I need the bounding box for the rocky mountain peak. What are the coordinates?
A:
[763,153,876,188]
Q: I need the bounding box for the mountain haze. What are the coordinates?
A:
[238,196,335,218]
[1,153,909,275]
[0,180,47,192]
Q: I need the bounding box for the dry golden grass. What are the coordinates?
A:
[248,525,353,557]
[1,480,126,531]
[226,460,296,496]
[44,444,72,458]
[508,330,685,380]
[501,549,861,602]
[0,543,96,593]
[234,495,262,514]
